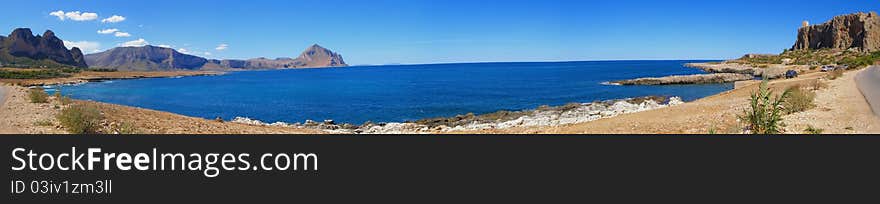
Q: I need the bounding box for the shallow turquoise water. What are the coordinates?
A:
[55,60,732,124]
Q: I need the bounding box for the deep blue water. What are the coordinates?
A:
[54,60,732,124]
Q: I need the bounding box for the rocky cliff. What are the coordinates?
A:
[0,28,88,68]
[792,12,880,52]
[85,45,208,71]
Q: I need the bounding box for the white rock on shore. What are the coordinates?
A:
[230,96,685,134]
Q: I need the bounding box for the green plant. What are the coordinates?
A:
[113,122,140,134]
[0,69,70,79]
[33,119,54,126]
[804,126,824,134]
[782,85,815,114]
[51,89,73,105]
[28,88,49,103]
[826,69,844,80]
[738,80,791,134]
[57,103,104,134]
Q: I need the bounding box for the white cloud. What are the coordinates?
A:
[177,48,190,54]
[215,44,228,51]
[156,44,173,48]
[63,40,102,54]
[97,28,119,34]
[67,12,99,21]
[203,52,212,56]
[120,38,148,47]
[101,15,126,23]
[50,11,99,21]
[49,10,65,20]
[113,32,131,37]
[97,29,132,37]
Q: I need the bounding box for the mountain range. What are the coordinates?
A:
[0,28,87,68]
[86,44,347,71]
[0,28,347,71]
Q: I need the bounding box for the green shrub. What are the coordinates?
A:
[804,126,824,134]
[57,103,104,134]
[33,119,54,126]
[837,51,880,69]
[52,90,73,105]
[113,122,140,134]
[28,88,49,103]
[826,69,844,80]
[782,85,815,114]
[0,69,69,79]
[738,81,791,134]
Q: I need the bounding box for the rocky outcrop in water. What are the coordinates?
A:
[611,73,754,85]
[684,63,787,79]
[792,11,880,52]
[0,28,88,68]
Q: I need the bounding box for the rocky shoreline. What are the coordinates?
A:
[230,96,685,134]
[0,70,224,86]
[684,62,788,79]
[610,73,754,85]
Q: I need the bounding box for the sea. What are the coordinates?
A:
[52,60,733,124]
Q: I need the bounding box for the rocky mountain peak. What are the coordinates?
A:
[42,30,56,39]
[7,28,36,44]
[0,28,87,67]
[295,43,346,67]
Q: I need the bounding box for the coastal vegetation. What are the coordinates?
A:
[826,69,844,80]
[0,68,73,79]
[782,85,816,114]
[739,81,791,134]
[111,122,140,134]
[27,87,48,103]
[731,49,880,69]
[804,125,824,134]
[57,103,104,134]
[32,119,53,126]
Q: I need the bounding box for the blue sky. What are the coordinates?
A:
[1,0,877,65]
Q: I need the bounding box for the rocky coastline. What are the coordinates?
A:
[684,62,787,79]
[230,96,685,134]
[1,70,224,86]
[610,73,754,85]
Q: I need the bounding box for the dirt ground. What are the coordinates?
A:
[453,69,880,134]
[0,85,67,134]
[783,70,880,133]
[0,84,321,134]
